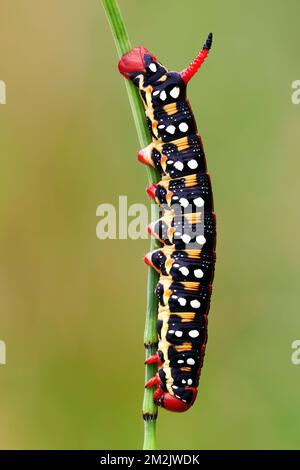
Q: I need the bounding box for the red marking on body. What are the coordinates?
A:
[137,148,148,164]
[138,148,156,168]
[145,375,160,388]
[143,252,153,268]
[147,222,159,239]
[147,223,154,236]
[144,353,162,366]
[146,184,157,200]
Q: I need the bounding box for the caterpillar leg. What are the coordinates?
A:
[138,146,155,167]
[144,352,162,366]
[146,183,157,200]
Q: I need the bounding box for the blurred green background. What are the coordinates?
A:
[0,0,300,450]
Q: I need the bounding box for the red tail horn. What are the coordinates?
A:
[180,33,213,84]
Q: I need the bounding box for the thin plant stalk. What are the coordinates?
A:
[101,0,161,450]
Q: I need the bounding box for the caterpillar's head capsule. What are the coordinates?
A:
[118,46,153,78]
[118,46,167,83]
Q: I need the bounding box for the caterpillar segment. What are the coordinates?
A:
[118,33,216,412]
[148,211,216,251]
[146,173,213,212]
[144,247,215,284]
[138,133,207,178]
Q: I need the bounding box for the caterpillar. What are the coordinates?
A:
[118,33,216,412]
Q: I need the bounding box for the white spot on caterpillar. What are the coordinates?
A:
[187,358,195,365]
[160,90,167,101]
[172,385,178,389]
[196,235,206,246]
[166,125,176,134]
[149,63,157,72]
[189,330,200,338]
[153,90,160,96]
[190,299,201,308]
[173,263,180,267]
[179,198,189,208]
[187,159,198,169]
[179,266,189,276]
[179,122,189,132]
[187,379,193,385]
[181,234,191,244]
[158,124,165,129]
[168,330,175,335]
[177,360,184,364]
[170,86,180,99]
[182,379,186,384]
[194,269,204,279]
[175,330,183,337]
[172,196,179,200]
[174,161,184,171]
[178,298,186,307]
[167,160,173,164]
[194,197,204,207]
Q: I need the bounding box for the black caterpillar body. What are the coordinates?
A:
[118,33,216,412]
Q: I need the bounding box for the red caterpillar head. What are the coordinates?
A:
[118,46,168,83]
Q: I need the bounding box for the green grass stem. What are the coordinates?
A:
[101,0,161,450]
